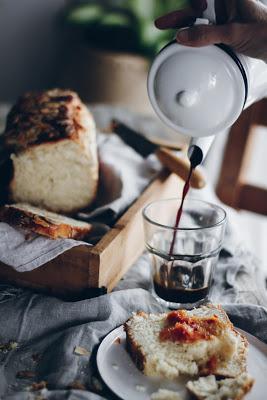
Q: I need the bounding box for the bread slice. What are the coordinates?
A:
[0,203,92,239]
[3,89,98,213]
[124,305,248,380]
[186,373,254,400]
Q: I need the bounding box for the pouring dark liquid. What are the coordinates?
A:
[169,146,203,256]
[153,153,210,305]
[168,163,194,256]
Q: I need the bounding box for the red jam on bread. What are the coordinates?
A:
[159,310,225,343]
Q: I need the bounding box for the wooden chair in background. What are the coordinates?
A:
[216,98,267,215]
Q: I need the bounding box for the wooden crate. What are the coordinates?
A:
[0,170,183,299]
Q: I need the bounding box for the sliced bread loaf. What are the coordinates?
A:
[124,305,248,380]
[186,373,254,400]
[2,89,98,213]
[0,203,92,239]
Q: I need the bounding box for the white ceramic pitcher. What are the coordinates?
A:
[148,0,267,166]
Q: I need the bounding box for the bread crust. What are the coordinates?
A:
[2,89,94,152]
[124,315,146,373]
[0,204,91,239]
[235,378,254,400]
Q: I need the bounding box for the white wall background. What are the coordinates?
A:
[0,0,68,101]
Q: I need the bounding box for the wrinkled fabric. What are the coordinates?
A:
[0,236,266,399]
[0,280,266,399]
[0,287,165,398]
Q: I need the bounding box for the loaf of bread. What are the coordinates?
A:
[0,203,92,239]
[124,305,248,380]
[186,373,254,400]
[2,89,98,213]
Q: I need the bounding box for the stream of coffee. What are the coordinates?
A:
[168,163,194,257]
[153,161,211,305]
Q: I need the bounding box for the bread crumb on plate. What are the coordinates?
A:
[150,388,183,400]
[186,372,254,400]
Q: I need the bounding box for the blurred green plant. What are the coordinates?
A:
[65,0,190,57]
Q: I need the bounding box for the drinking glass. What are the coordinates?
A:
[142,198,226,309]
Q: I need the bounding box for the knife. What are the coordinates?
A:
[111,120,206,189]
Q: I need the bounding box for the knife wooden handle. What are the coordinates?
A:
[155,147,206,189]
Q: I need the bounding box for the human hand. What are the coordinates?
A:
[155,0,267,62]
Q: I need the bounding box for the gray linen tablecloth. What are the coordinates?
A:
[0,105,267,399]
[0,220,267,399]
[0,270,266,400]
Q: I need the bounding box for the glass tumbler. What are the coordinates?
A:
[142,198,226,309]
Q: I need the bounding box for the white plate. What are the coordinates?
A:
[97,325,267,400]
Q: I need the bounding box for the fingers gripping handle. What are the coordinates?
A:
[193,0,215,27]
[203,0,216,23]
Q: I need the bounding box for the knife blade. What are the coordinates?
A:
[111,119,206,189]
[111,120,165,157]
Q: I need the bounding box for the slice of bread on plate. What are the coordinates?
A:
[124,305,248,380]
[0,203,92,239]
[2,89,98,213]
[186,373,254,400]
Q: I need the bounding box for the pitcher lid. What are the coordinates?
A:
[147,41,247,137]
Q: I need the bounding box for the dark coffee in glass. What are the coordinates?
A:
[143,199,226,309]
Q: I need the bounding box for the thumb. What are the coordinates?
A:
[176,24,233,47]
